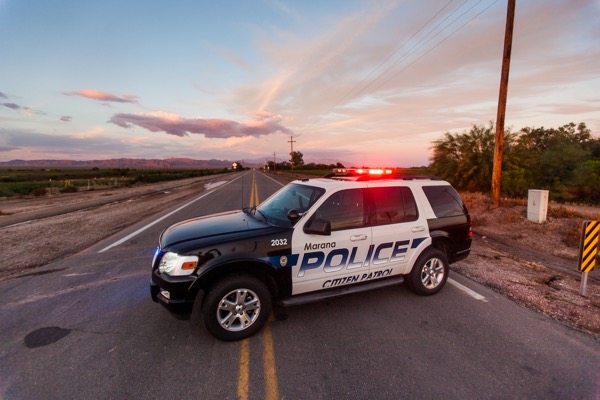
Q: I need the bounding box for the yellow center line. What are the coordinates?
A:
[249,173,260,208]
[263,315,279,400]
[238,173,279,399]
[254,174,259,207]
[238,339,250,400]
[249,174,255,208]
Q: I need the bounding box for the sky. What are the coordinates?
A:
[1,0,598,167]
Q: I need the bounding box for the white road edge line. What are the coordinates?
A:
[98,173,247,253]
[448,278,488,302]
[97,190,216,253]
[260,171,285,187]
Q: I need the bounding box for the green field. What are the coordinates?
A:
[0,167,232,198]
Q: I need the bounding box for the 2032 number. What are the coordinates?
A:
[271,239,288,247]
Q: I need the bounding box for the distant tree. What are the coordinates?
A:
[290,151,304,167]
[430,122,516,192]
[430,121,598,203]
[570,160,600,202]
[512,122,594,201]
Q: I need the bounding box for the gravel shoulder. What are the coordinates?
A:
[1,174,598,336]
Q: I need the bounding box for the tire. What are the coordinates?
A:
[202,275,272,341]
[406,247,449,296]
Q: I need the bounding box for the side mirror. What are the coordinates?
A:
[287,209,301,224]
[303,218,331,236]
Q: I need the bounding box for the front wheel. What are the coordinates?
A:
[406,247,449,296]
[202,275,272,341]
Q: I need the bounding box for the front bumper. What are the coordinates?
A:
[150,269,196,315]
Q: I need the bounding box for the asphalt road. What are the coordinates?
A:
[1,171,598,400]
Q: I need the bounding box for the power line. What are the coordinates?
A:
[323,0,458,116]
[302,0,500,134]
[303,0,461,133]
[350,0,474,101]
[369,0,500,94]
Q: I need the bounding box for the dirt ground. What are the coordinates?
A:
[1,174,599,336]
[455,193,600,336]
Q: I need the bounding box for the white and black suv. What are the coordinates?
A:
[150,169,472,341]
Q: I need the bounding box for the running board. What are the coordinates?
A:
[277,276,405,307]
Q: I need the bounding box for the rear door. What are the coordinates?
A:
[368,185,430,275]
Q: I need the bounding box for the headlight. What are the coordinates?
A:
[158,252,198,276]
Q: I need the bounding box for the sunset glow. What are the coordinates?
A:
[0,1,598,167]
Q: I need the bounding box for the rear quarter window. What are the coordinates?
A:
[370,186,418,225]
[422,186,466,217]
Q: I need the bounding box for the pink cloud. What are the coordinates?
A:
[109,112,293,138]
[64,90,138,103]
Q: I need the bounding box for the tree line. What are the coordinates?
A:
[266,151,345,172]
[429,122,599,203]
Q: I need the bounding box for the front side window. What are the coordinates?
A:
[370,187,418,225]
[257,183,325,226]
[313,189,366,231]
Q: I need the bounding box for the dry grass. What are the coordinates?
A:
[548,205,586,219]
[560,219,585,248]
[498,208,523,224]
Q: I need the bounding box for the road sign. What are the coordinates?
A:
[579,220,599,296]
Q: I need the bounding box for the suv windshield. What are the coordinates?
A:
[256,183,325,227]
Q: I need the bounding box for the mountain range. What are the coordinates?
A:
[0,157,351,169]
[0,158,258,169]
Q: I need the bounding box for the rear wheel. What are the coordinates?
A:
[406,247,449,295]
[202,275,271,341]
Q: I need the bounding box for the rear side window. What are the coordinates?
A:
[370,187,418,226]
[422,186,466,217]
[314,189,366,231]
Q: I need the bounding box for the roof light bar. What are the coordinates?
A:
[333,168,393,176]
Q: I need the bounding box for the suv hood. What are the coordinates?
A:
[159,210,270,249]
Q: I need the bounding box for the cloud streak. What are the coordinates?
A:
[0,128,147,158]
[63,90,139,103]
[109,111,293,138]
[2,103,20,110]
[1,102,46,116]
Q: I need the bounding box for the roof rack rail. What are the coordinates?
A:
[355,173,441,181]
[322,173,441,181]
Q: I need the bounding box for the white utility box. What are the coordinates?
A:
[527,189,549,223]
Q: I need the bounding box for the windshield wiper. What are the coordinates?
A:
[254,208,268,222]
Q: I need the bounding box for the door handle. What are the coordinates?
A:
[350,234,368,241]
[411,226,426,233]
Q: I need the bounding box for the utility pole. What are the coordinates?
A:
[491,0,515,208]
[288,136,296,177]
[273,152,276,173]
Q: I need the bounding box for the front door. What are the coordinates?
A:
[291,188,372,295]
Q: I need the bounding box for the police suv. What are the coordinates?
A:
[150,169,472,341]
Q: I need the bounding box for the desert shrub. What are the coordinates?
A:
[498,209,523,224]
[59,186,78,193]
[461,192,488,209]
[31,187,47,196]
